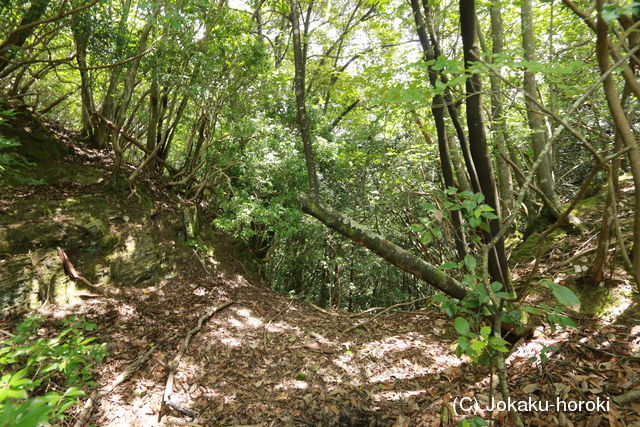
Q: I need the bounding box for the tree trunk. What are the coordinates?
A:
[95,0,133,148]
[521,0,563,219]
[447,131,472,193]
[0,0,51,73]
[422,7,482,195]
[410,0,467,261]
[301,196,467,300]
[72,13,96,141]
[489,0,514,217]
[460,0,510,289]
[110,4,160,180]
[146,73,160,154]
[595,1,640,289]
[290,0,320,195]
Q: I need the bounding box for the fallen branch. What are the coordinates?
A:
[159,301,234,422]
[57,247,116,296]
[346,296,433,318]
[342,297,429,333]
[307,302,341,317]
[73,344,157,427]
[166,401,198,419]
[573,340,640,360]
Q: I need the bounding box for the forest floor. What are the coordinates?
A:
[2,119,640,426]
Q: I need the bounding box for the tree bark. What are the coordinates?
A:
[489,0,514,217]
[521,0,563,220]
[460,0,510,289]
[595,0,640,289]
[301,196,467,300]
[422,7,481,195]
[71,12,96,141]
[290,0,320,195]
[410,0,467,261]
[0,0,50,73]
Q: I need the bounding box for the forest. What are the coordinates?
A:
[0,0,640,425]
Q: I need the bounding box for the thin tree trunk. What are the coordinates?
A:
[521,0,563,219]
[595,1,640,289]
[110,4,160,180]
[72,13,96,141]
[423,7,482,194]
[95,0,132,148]
[460,0,510,290]
[290,0,320,195]
[146,72,160,170]
[489,0,514,216]
[447,131,472,193]
[410,0,467,260]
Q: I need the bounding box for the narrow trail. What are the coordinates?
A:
[1,132,639,426]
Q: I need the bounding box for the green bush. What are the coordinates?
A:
[0,315,108,427]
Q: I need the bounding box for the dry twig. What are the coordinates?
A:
[160,301,234,421]
[73,345,157,427]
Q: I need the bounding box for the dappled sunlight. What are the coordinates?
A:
[372,389,425,402]
[274,378,310,390]
[507,329,569,365]
[229,307,264,329]
[108,236,137,262]
[607,283,635,323]
[209,327,244,347]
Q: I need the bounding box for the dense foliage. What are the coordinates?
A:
[0,316,107,426]
[2,0,639,424]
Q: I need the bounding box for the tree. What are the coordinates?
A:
[521,0,564,220]
[460,0,510,289]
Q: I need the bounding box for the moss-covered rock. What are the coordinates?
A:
[578,281,635,319]
[0,180,180,313]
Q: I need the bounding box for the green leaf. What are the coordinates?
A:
[522,306,543,314]
[488,336,510,352]
[457,335,469,349]
[480,326,491,338]
[420,231,433,245]
[410,223,425,232]
[462,199,477,212]
[454,317,470,336]
[431,227,443,239]
[471,415,488,426]
[464,255,476,272]
[440,261,460,269]
[470,340,486,351]
[549,283,580,308]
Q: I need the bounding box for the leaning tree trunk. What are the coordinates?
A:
[595,0,640,290]
[0,0,51,73]
[288,0,468,300]
[301,196,468,300]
